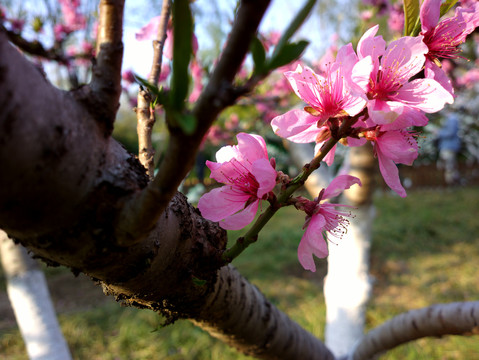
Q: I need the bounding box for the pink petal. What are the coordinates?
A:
[164,28,173,59]
[323,175,362,199]
[351,55,374,93]
[333,43,358,76]
[367,100,404,125]
[236,132,269,163]
[298,214,328,272]
[357,25,385,60]
[251,158,277,199]
[219,200,259,230]
[377,151,407,197]
[376,131,418,165]
[343,92,368,117]
[347,137,367,147]
[198,186,250,222]
[135,16,161,41]
[380,108,428,131]
[285,65,326,108]
[314,143,336,166]
[271,109,320,143]
[214,145,240,163]
[420,0,441,32]
[396,78,454,112]
[424,60,455,97]
[381,36,427,85]
[207,158,244,184]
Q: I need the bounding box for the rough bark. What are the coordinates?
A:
[0,230,72,360]
[0,29,334,359]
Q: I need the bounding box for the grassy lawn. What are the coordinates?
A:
[1,187,479,359]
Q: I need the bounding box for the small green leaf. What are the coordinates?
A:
[134,74,168,106]
[403,0,420,36]
[440,0,458,17]
[250,36,267,75]
[272,0,317,58]
[134,75,160,96]
[170,0,193,111]
[268,40,309,70]
[192,276,207,287]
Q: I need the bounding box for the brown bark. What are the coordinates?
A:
[0,28,334,359]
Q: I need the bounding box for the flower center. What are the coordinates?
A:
[423,17,464,60]
[224,160,260,199]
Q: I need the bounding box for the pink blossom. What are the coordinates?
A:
[388,4,404,33]
[188,60,203,103]
[352,25,453,126]
[136,19,198,61]
[122,69,136,85]
[420,0,479,94]
[54,24,74,41]
[198,133,277,230]
[135,16,162,41]
[457,68,479,88]
[271,45,369,151]
[297,175,361,272]
[58,0,86,31]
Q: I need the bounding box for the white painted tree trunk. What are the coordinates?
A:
[323,204,374,357]
[0,230,72,360]
[288,143,376,358]
[324,145,376,357]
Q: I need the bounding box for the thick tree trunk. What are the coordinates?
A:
[0,30,334,359]
[0,230,72,360]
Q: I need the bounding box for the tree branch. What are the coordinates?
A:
[85,0,125,132]
[193,266,335,360]
[349,301,479,360]
[1,25,67,64]
[148,0,172,86]
[137,0,172,178]
[115,0,272,245]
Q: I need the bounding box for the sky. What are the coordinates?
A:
[121,0,353,76]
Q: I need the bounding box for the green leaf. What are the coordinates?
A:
[170,0,193,111]
[272,0,316,59]
[268,40,309,70]
[403,0,420,36]
[250,36,267,75]
[440,0,458,17]
[192,276,207,287]
[134,74,168,105]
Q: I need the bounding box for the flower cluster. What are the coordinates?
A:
[198,0,479,271]
[272,0,479,197]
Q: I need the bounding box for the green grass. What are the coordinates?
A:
[1,187,479,359]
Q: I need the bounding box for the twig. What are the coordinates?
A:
[148,0,171,85]
[88,0,125,131]
[348,301,479,360]
[1,25,91,65]
[136,0,172,178]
